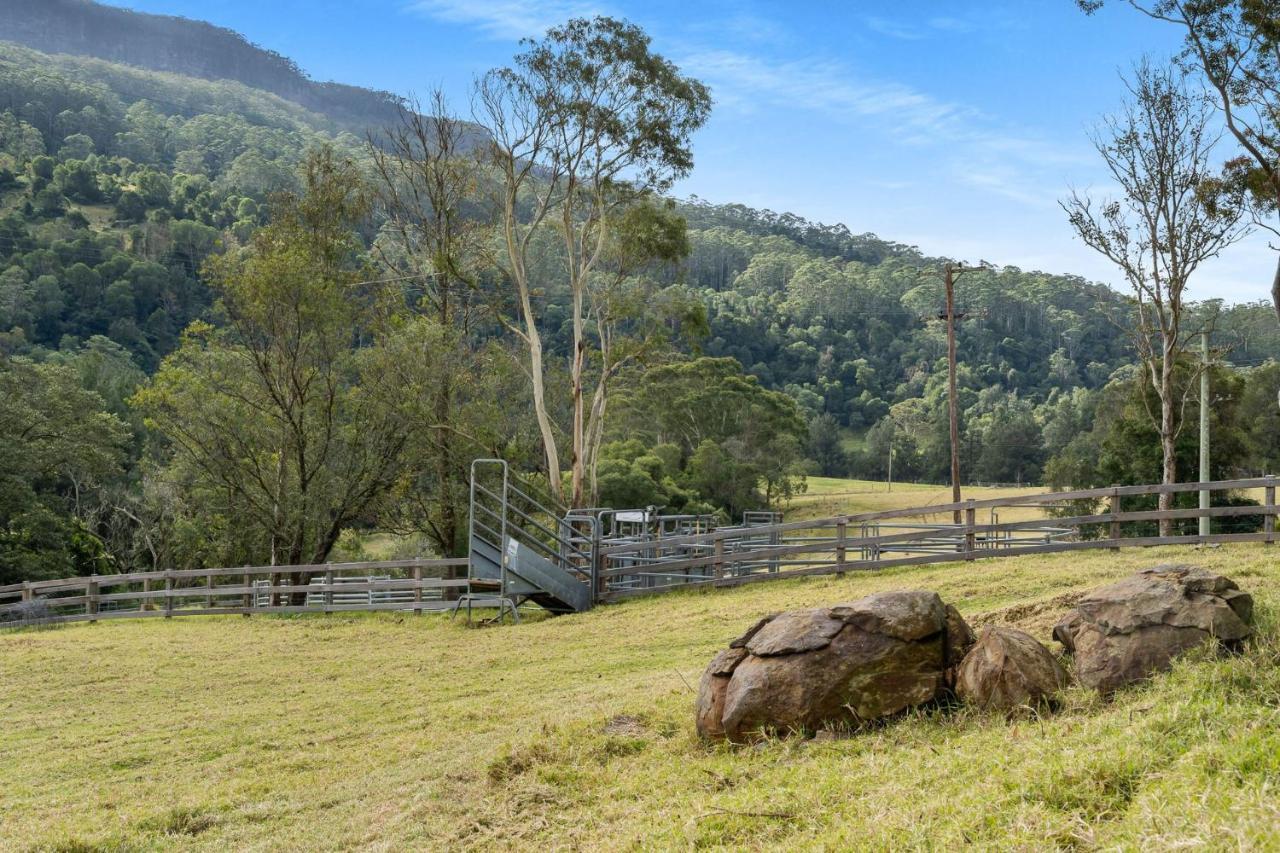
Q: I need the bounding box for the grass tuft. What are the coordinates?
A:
[139,806,220,837]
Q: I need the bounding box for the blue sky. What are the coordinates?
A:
[103,0,1275,303]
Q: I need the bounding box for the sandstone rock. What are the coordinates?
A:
[729,613,778,648]
[1053,564,1252,693]
[696,590,973,741]
[745,608,845,656]
[694,647,747,740]
[956,626,1068,710]
[829,590,946,641]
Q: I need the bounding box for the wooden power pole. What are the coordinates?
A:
[1199,329,1211,537]
[944,263,963,524]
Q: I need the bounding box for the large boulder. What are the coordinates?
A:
[1053,564,1253,693]
[956,626,1068,710]
[695,590,974,741]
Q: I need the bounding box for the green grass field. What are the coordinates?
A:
[3,543,1278,850]
[786,476,1046,522]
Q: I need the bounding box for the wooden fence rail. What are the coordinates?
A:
[3,476,1276,623]
[596,476,1279,600]
[0,559,469,627]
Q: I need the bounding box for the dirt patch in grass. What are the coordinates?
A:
[139,806,220,836]
[974,590,1085,638]
[602,714,648,736]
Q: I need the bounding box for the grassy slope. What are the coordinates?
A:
[787,476,1046,522]
[2,544,1278,850]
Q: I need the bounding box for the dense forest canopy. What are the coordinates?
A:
[2,2,1280,584]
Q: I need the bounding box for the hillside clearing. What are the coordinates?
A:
[2,544,1279,850]
[786,476,1047,522]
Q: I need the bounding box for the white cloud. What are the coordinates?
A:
[681,48,1088,192]
[405,3,1094,220]
[864,15,979,41]
[865,17,926,41]
[956,167,1059,208]
[404,0,605,40]
[680,49,977,139]
[927,17,977,34]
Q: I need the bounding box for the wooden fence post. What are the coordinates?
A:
[713,539,725,581]
[413,564,423,614]
[164,570,174,618]
[836,520,847,572]
[87,575,99,623]
[21,581,32,603]
[141,576,151,613]
[205,571,214,610]
[964,502,976,560]
[325,564,334,614]
[1109,487,1121,552]
[1266,476,1276,546]
[242,567,251,616]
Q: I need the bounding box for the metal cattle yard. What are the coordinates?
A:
[3,464,1278,626]
[459,461,1277,618]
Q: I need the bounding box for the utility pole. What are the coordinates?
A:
[1200,329,1211,537]
[929,260,986,524]
[944,263,963,524]
[887,442,894,493]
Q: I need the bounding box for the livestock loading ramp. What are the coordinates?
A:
[463,460,595,621]
[462,459,780,619]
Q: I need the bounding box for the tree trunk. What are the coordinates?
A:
[1271,253,1280,323]
[288,571,310,608]
[570,317,586,509]
[1273,255,1280,411]
[1159,351,1176,537]
[584,375,609,506]
[434,373,460,557]
[435,280,460,557]
[527,331,564,504]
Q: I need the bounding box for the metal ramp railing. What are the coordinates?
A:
[462,459,596,622]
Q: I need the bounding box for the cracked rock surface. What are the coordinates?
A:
[956,626,1068,710]
[696,590,974,741]
[1053,564,1253,693]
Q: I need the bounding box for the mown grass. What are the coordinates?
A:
[2,544,1278,850]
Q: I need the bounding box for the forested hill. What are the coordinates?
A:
[6,8,1280,586]
[3,27,1279,482]
[0,0,405,132]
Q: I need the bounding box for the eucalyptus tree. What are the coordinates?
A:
[475,16,712,506]
[580,198,707,502]
[368,91,488,555]
[1062,62,1248,532]
[1080,1,1280,320]
[0,356,129,583]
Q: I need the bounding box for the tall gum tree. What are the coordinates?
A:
[475,16,711,507]
[1062,62,1247,533]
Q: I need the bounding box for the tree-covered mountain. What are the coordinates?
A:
[0,0,406,133]
[0,36,372,369]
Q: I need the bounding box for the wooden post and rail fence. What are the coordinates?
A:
[592,476,1280,601]
[1,476,1276,625]
[0,558,468,627]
